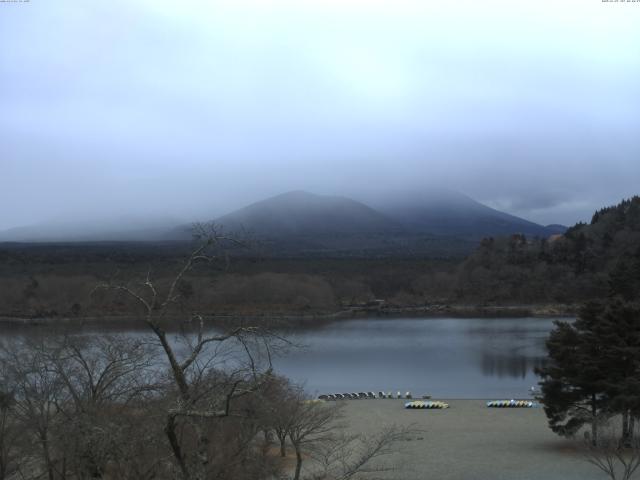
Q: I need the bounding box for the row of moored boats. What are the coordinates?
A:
[486,400,535,408]
[316,393,537,409]
[318,391,428,401]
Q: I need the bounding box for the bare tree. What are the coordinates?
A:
[0,389,24,480]
[308,425,417,480]
[260,375,299,458]
[94,223,286,480]
[288,398,344,480]
[51,335,158,413]
[0,334,164,480]
[50,335,160,479]
[0,338,67,480]
[285,394,415,480]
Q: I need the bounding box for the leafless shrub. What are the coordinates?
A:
[288,398,344,480]
[0,334,164,480]
[0,338,68,480]
[584,419,640,480]
[308,425,417,480]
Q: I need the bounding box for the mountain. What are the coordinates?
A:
[365,189,565,239]
[214,191,399,237]
[1,190,566,256]
[165,189,563,257]
[212,189,562,240]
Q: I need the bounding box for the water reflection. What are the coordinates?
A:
[467,321,550,379]
[480,352,546,379]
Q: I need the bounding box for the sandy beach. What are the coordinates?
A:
[341,399,605,480]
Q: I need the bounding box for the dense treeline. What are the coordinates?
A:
[0,256,458,318]
[455,196,640,304]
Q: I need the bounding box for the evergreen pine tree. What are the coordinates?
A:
[537,305,610,444]
[538,301,640,445]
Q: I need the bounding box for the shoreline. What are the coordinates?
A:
[0,303,576,329]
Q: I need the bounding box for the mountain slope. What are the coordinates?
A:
[367,189,563,239]
[214,191,400,237]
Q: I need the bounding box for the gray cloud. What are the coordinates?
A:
[1,0,639,230]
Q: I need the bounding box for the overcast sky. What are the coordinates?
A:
[1,0,639,230]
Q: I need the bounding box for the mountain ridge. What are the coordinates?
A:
[212,189,565,241]
[0,190,566,251]
[364,189,559,239]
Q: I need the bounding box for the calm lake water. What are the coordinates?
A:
[0,317,560,399]
[275,317,557,399]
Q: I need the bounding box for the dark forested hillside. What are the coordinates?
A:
[454,196,640,304]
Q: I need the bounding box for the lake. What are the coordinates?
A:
[275,317,557,399]
[0,316,560,399]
